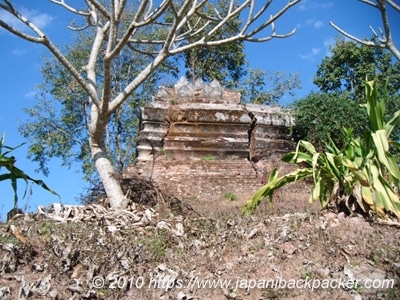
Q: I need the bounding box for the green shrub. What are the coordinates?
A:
[0,133,59,207]
[224,191,237,201]
[243,80,400,219]
[202,155,215,161]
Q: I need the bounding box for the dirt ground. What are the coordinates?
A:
[0,180,399,300]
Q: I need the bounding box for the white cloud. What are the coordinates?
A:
[24,8,54,29]
[0,6,53,33]
[299,37,337,61]
[305,19,324,29]
[299,47,321,61]
[299,0,334,11]
[24,90,37,99]
[12,49,27,55]
[306,18,315,26]
[314,21,323,29]
[299,0,311,11]
[323,36,336,56]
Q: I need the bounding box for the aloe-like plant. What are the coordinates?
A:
[0,133,59,207]
[243,80,400,218]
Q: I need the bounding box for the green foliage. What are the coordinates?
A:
[243,80,400,219]
[293,92,369,151]
[0,133,59,207]
[314,38,400,101]
[178,0,246,88]
[159,147,166,156]
[139,229,172,261]
[224,191,237,201]
[39,221,52,239]
[298,39,400,158]
[240,69,301,105]
[201,155,215,161]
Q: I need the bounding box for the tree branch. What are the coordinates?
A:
[86,0,110,19]
[329,21,384,47]
[49,0,91,16]
[387,0,400,12]
[330,0,400,61]
[0,1,101,106]
[0,19,45,43]
[0,0,47,42]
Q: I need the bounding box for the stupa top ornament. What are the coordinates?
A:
[155,77,224,99]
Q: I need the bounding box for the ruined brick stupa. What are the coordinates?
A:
[126,77,295,205]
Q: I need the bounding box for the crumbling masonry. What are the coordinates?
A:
[125,78,296,204]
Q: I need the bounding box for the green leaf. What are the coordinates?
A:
[310,180,321,203]
[385,109,400,137]
[324,152,342,183]
[372,130,400,181]
[0,133,60,206]
[299,140,317,155]
[242,168,313,216]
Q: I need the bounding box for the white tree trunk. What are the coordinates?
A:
[89,104,128,210]
[90,136,128,210]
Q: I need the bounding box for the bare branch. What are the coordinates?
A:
[115,0,128,21]
[329,21,383,47]
[49,0,91,16]
[387,0,400,11]
[0,0,46,42]
[102,0,118,115]
[330,0,400,61]
[0,1,101,106]
[86,0,110,19]
[359,0,379,8]
[45,36,102,107]
[0,19,45,43]
[67,22,91,31]
[244,0,298,40]
[108,0,170,60]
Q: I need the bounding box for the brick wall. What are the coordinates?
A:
[126,79,298,207]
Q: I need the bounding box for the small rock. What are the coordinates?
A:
[0,287,10,299]
[280,225,290,239]
[344,265,392,294]
[176,291,187,300]
[246,228,259,239]
[68,285,83,293]
[320,220,328,230]
[281,242,297,255]
[316,267,330,278]
[32,263,44,272]
[157,264,167,272]
[227,219,235,227]
[48,290,58,299]
[120,259,130,270]
[107,225,117,233]
[172,222,184,236]
[157,221,171,231]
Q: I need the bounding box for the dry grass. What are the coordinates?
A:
[0,181,399,299]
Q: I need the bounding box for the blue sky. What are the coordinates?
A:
[0,0,399,220]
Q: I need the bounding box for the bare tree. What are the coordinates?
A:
[330,0,400,60]
[0,0,300,209]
